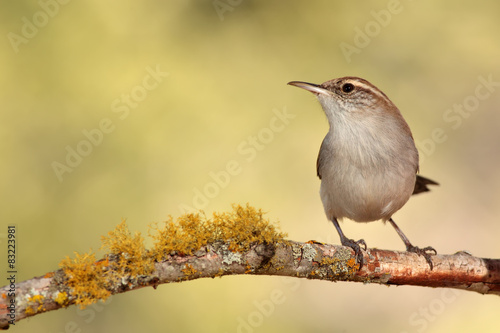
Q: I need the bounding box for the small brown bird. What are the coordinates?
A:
[288,77,438,269]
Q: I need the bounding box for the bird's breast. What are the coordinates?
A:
[318,126,417,222]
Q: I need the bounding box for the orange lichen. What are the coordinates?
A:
[44,272,54,278]
[181,263,197,277]
[245,264,253,274]
[347,257,359,269]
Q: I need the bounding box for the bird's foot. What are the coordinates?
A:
[340,238,367,269]
[406,245,437,270]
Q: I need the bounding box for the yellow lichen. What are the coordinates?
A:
[101,220,154,276]
[150,213,209,258]
[25,294,45,315]
[318,255,359,278]
[59,204,285,309]
[59,251,111,308]
[59,221,155,308]
[320,257,338,266]
[54,292,69,306]
[214,268,225,278]
[150,204,286,260]
[181,263,197,277]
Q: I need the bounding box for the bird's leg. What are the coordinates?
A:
[331,218,366,269]
[388,218,437,269]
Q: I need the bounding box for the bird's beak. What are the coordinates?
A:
[287,81,331,96]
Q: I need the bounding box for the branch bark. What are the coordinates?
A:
[1,240,499,329]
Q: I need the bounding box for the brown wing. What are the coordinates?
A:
[316,137,329,180]
[413,175,439,195]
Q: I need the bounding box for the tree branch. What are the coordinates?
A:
[1,240,499,329]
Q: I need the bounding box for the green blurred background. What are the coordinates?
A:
[1,1,500,332]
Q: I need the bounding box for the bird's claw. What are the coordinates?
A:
[407,245,437,270]
[341,238,366,269]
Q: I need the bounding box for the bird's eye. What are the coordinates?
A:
[342,83,354,93]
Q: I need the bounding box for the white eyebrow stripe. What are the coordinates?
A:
[351,80,393,105]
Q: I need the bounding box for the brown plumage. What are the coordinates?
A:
[289,77,438,269]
